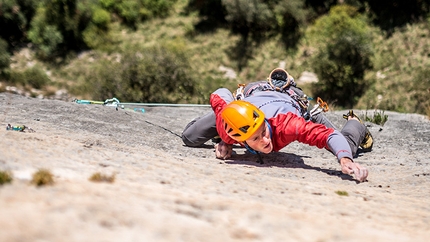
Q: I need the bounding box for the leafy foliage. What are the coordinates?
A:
[222,0,277,38]
[335,190,349,196]
[305,5,374,108]
[220,0,309,70]
[0,38,11,78]
[0,170,13,185]
[364,110,388,126]
[9,65,51,89]
[28,8,64,58]
[357,22,430,114]
[28,0,97,58]
[72,40,199,103]
[99,0,178,28]
[186,0,227,31]
[360,0,430,34]
[31,169,54,186]
[0,0,38,48]
[26,0,178,57]
[82,7,113,50]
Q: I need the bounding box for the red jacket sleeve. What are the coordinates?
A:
[210,93,237,145]
[269,112,334,151]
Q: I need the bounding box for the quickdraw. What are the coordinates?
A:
[317,97,329,112]
[309,97,329,117]
[6,124,35,133]
[73,98,210,108]
[233,83,246,100]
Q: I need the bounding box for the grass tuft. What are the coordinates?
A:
[335,190,349,196]
[31,169,54,186]
[89,172,115,183]
[0,170,13,185]
[364,110,388,126]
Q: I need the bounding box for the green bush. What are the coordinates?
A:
[9,65,50,89]
[116,0,141,26]
[364,110,388,126]
[28,0,99,58]
[210,0,309,70]
[92,7,111,27]
[411,67,430,114]
[305,5,374,108]
[0,170,13,185]
[0,38,10,76]
[82,24,112,50]
[357,22,430,114]
[82,6,113,50]
[28,25,64,58]
[89,172,115,183]
[141,0,177,18]
[186,0,227,31]
[31,169,54,186]
[0,0,38,47]
[72,40,199,103]
[222,0,277,32]
[99,0,178,28]
[23,65,51,89]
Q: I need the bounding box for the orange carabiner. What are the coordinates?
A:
[317,97,329,112]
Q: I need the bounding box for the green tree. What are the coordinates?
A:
[221,0,309,70]
[357,22,430,114]
[0,0,38,48]
[186,0,227,31]
[358,0,430,34]
[82,7,113,50]
[28,0,98,58]
[305,5,374,108]
[99,0,178,29]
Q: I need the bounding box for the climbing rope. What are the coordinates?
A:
[73,97,208,138]
[73,97,211,109]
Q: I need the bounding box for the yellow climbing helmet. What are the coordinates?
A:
[221,100,265,142]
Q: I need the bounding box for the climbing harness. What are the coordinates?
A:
[233,79,312,120]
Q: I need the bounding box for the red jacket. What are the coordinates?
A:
[210,90,352,160]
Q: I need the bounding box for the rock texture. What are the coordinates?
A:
[1,92,429,241]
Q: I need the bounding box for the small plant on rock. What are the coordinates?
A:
[364,110,388,126]
[335,190,349,196]
[31,169,54,186]
[0,170,13,185]
[89,172,115,183]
